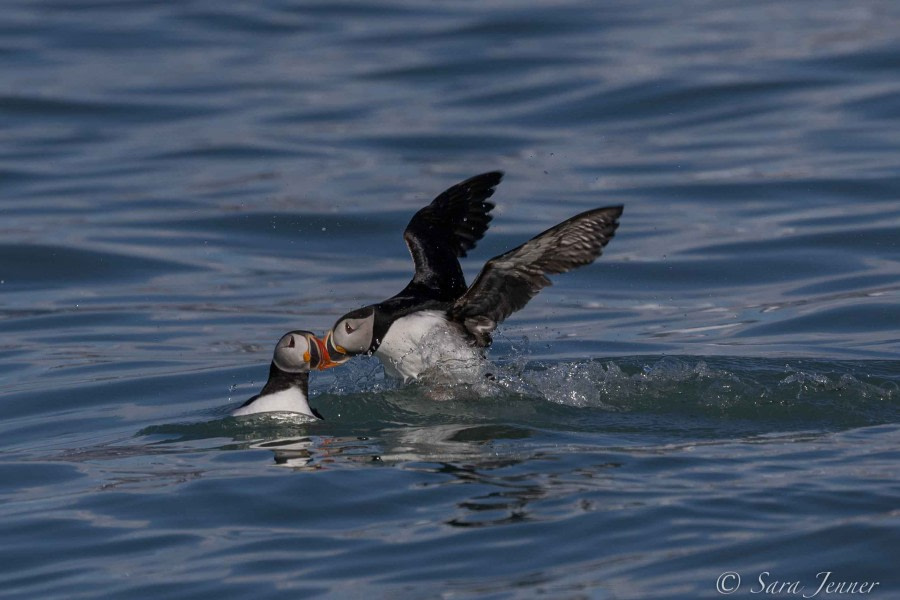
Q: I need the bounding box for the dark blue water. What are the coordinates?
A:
[2,1,898,598]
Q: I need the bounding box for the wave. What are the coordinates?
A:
[139,356,899,449]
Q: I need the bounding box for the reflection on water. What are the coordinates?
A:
[239,423,534,471]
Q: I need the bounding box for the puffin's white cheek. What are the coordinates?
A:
[276,346,310,371]
[335,327,354,350]
[350,331,370,353]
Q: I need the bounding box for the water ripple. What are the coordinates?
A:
[2,0,900,597]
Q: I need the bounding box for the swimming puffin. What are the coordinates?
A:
[233,330,331,418]
[321,174,623,381]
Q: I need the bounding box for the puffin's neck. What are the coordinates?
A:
[233,364,318,418]
[259,363,309,398]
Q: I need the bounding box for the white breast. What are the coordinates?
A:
[375,310,483,382]
[232,386,316,418]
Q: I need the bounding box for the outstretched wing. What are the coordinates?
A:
[401,171,503,300]
[448,205,623,345]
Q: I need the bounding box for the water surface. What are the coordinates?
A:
[2,1,899,598]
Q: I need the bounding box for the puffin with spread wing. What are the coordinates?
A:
[321,171,623,382]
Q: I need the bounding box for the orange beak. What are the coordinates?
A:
[313,332,348,370]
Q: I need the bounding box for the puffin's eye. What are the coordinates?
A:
[288,336,295,348]
[345,321,355,334]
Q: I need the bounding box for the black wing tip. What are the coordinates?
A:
[556,205,623,234]
[584,205,623,245]
[586,204,624,219]
[449,172,503,256]
[577,205,624,243]
[467,170,504,185]
[458,171,504,198]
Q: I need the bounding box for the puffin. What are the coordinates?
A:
[233,330,333,419]
[321,172,623,382]
[234,171,499,415]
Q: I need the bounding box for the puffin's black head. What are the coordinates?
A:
[272,330,328,373]
[322,306,376,367]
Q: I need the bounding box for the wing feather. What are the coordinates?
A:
[401,171,502,299]
[449,205,623,345]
